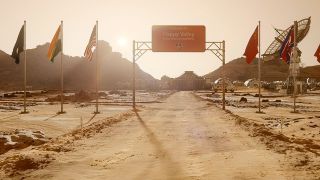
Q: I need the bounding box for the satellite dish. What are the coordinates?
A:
[263,17,311,60]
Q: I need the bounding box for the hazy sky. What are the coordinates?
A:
[0,0,319,79]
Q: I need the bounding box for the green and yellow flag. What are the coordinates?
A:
[47,25,62,62]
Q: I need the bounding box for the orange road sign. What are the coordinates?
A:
[152,25,206,52]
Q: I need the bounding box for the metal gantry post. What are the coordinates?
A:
[206,41,226,110]
[132,41,152,109]
[222,41,226,110]
[132,40,136,109]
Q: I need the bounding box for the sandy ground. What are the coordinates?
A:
[196,89,320,143]
[0,103,131,138]
[1,91,310,179]
[0,90,169,138]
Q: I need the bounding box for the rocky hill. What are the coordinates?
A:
[300,65,320,79]
[205,57,293,81]
[0,41,157,91]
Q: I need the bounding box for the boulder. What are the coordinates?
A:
[0,130,48,155]
[240,97,247,103]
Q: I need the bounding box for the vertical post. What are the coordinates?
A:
[80,116,83,130]
[22,20,28,114]
[60,20,64,114]
[293,21,298,113]
[132,40,136,109]
[94,21,100,114]
[258,21,262,113]
[222,40,226,110]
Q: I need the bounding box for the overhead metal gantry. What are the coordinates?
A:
[132,40,226,110]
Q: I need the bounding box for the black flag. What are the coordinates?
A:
[11,25,25,64]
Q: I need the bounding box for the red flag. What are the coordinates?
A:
[243,26,259,64]
[315,44,320,63]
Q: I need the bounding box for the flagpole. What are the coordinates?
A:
[22,20,28,114]
[94,20,100,114]
[59,20,65,114]
[258,21,262,113]
[293,21,298,113]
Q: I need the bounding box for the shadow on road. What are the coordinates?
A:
[0,113,20,121]
[43,114,60,121]
[134,109,183,179]
[84,113,97,125]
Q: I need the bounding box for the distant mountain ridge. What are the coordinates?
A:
[0,41,157,91]
[204,57,320,81]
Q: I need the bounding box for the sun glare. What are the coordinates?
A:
[117,37,128,47]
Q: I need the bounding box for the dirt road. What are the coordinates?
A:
[24,92,289,179]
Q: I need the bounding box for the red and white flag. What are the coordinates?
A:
[84,25,97,61]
